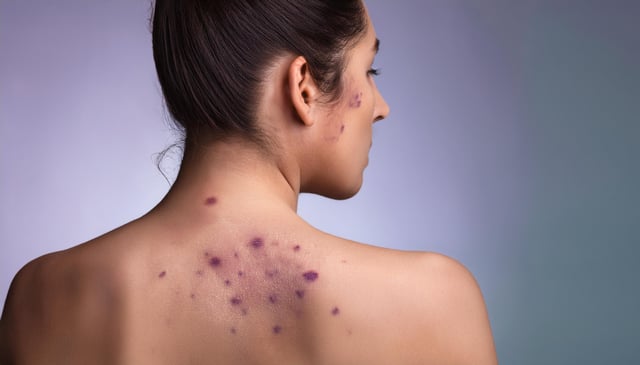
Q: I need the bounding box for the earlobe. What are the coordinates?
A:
[288,56,319,127]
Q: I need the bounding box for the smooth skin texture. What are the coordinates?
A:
[0,8,497,365]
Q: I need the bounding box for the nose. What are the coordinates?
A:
[373,86,390,123]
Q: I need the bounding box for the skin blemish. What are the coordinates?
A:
[230,297,242,306]
[238,271,244,277]
[230,327,237,335]
[268,294,278,304]
[349,92,363,108]
[332,307,340,316]
[196,270,204,277]
[234,252,239,259]
[273,325,282,334]
[293,245,301,252]
[340,124,345,134]
[250,237,264,249]
[190,293,196,300]
[295,290,305,299]
[265,269,279,278]
[241,309,248,316]
[204,252,210,257]
[204,196,218,206]
[209,257,222,268]
[224,279,232,287]
[302,271,319,282]
[158,271,166,278]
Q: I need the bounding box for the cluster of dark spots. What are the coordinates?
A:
[250,237,264,249]
[209,257,222,268]
[268,294,278,304]
[331,307,340,316]
[204,196,218,206]
[293,245,301,252]
[230,296,242,306]
[272,325,282,334]
[295,290,305,299]
[158,271,167,278]
[302,271,319,282]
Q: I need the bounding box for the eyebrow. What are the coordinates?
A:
[373,38,380,54]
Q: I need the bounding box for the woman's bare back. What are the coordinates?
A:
[1,195,496,364]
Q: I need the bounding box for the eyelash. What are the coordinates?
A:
[367,68,381,77]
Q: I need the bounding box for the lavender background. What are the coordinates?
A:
[1,0,639,362]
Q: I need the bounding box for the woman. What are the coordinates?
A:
[0,0,497,363]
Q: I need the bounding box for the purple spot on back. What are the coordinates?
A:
[332,307,340,316]
[224,280,232,287]
[293,245,301,252]
[340,124,345,133]
[238,271,244,277]
[196,270,204,276]
[268,294,278,304]
[295,290,305,299]
[158,271,166,278]
[265,269,279,278]
[241,308,248,316]
[250,237,264,249]
[230,297,242,306]
[204,196,218,206]
[230,327,237,335]
[191,293,196,300]
[209,257,221,267]
[273,325,282,334]
[302,271,319,282]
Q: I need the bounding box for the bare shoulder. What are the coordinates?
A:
[395,251,497,364]
[330,246,497,364]
[0,240,126,364]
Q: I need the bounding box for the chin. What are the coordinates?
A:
[318,176,364,200]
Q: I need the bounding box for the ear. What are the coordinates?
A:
[288,56,321,127]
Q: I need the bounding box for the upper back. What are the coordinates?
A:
[1,212,496,365]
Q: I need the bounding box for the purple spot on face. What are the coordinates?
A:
[230,297,242,306]
[273,325,282,334]
[268,294,278,304]
[209,257,221,267]
[158,271,166,278]
[302,271,319,282]
[224,280,232,287]
[204,196,217,206]
[349,92,362,108]
[295,290,305,299]
[293,245,301,252]
[250,237,264,249]
[332,307,340,316]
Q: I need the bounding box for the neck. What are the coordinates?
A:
[153,139,300,219]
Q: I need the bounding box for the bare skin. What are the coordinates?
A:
[0,9,497,365]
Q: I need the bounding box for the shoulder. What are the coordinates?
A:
[1,245,125,363]
[404,252,498,364]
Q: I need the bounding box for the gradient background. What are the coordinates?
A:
[1,0,638,362]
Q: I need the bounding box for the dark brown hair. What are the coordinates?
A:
[152,0,366,147]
